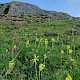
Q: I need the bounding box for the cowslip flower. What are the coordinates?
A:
[13,45,17,49]
[65,74,72,80]
[36,37,39,42]
[40,37,43,45]
[61,50,64,54]
[51,37,55,43]
[40,38,43,43]
[26,40,29,46]
[9,60,15,68]
[70,58,76,63]
[67,45,70,50]
[44,54,47,60]
[69,49,73,54]
[45,39,48,47]
[30,54,39,64]
[39,64,45,71]
[6,49,8,52]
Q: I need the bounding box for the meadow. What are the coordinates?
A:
[0,19,80,80]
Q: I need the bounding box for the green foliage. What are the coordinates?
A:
[0,19,80,80]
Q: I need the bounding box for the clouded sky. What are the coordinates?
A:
[0,0,80,17]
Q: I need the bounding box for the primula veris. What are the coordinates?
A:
[39,64,45,71]
[40,38,43,42]
[45,39,48,46]
[26,40,29,46]
[61,50,64,54]
[6,49,8,52]
[71,58,76,63]
[69,49,73,54]
[36,37,39,42]
[31,54,39,64]
[67,45,70,50]
[65,74,72,80]
[9,60,15,68]
[44,54,47,59]
[51,37,55,42]
[13,45,17,49]
[40,37,43,45]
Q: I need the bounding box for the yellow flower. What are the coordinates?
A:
[69,49,73,54]
[6,49,8,52]
[13,45,17,49]
[39,64,45,71]
[9,60,15,68]
[26,40,29,46]
[40,38,43,43]
[61,50,64,54]
[70,65,72,69]
[44,54,47,59]
[51,37,55,42]
[45,39,48,47]
[65,74,72,80]
[36,37,39,42]
[71,58,76,63]
[40,37,43,45]
[67,45,70,50]
[31,54,39,64]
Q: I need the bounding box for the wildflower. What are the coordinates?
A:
[9,60,15,68]
[65,74,72,80]
[31,54,39,64]
[70,65,72,69]
[44,54,47,59]
[40,37,43,45]
[39,64,45,71]
[45,39,48,47]
[36,37,39,42]
[6,49,8,52]
[51,37,55,42]
[69,49,73,54]
[70,58,76,63]
[13,45,17,49]
[40,38,43,42]
[26,40,29,46]
[71,58,75,61]
[61,50,64,54]
[67,45,70,50]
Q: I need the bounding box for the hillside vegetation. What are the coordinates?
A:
[0,19,80,80]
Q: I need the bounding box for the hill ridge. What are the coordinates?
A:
[0,1,73,24]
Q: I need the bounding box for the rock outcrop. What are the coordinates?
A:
[0,1,72,24]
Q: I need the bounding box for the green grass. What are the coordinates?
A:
[0,19,80,80]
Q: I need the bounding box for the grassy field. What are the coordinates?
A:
[0,19,80,80]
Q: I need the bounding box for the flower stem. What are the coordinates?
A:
[35,62,38,80]
[39,70,40,80]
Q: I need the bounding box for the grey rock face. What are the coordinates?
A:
[0,1,71,19]
[7,1,46,16]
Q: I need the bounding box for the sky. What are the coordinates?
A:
[0,0,80,17]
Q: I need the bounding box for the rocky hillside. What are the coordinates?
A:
[0,1,72,24]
